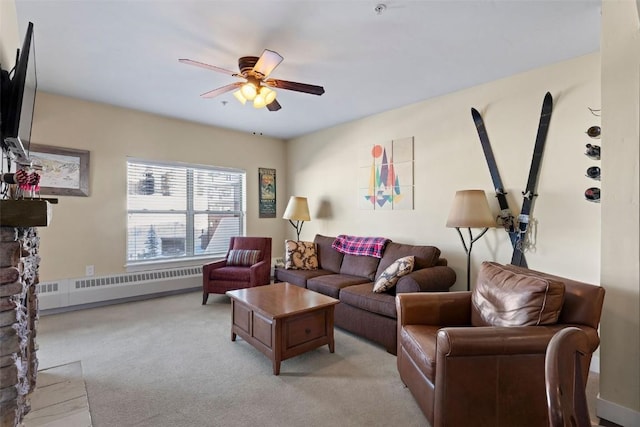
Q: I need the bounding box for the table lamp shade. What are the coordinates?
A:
[446,190,495,229]
[283,196,310,221]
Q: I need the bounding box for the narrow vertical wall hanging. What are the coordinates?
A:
[258,167,276,218]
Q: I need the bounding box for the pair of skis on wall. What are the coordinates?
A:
[471,92,553,267]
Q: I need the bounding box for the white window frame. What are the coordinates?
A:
[125,158,246,270]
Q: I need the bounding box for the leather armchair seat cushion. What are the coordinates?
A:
[399,325,440,383]
[472,261,565,327]
[339,283,397,318]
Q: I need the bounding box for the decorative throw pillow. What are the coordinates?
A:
[227,249,261,266]
[373,256,415,293]
[471,261,565,327]
[285,240,319,270]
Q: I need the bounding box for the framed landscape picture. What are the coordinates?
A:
[29,144,90,196]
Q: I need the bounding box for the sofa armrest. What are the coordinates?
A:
[396,291,472,326]
[396,265,457,293]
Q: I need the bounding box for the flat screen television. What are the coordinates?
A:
[1,22,36,163]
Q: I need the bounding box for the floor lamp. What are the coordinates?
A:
[283,196,310,241]
[446,190,496,291]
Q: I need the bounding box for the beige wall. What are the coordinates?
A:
[0,0,19,69]
[287,53,601,289]
[599,0,640,424]
[32,93,287,280]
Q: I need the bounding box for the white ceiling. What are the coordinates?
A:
[14,0,601,140]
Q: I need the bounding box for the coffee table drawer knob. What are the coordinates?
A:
[305,328,311,334]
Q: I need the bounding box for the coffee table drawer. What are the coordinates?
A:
[285,310,327,349]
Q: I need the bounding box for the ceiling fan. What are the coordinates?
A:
[179,49,325,111]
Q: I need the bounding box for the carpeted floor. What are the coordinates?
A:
[35,291,426,427]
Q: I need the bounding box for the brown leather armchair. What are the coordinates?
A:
[545,327,592,427]
[202,236,272,304]
[396,262,605,427]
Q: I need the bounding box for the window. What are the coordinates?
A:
[127,159,245,263]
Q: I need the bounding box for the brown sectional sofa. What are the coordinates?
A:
[274,234,456,354]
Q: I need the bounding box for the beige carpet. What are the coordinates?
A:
[35,291,426,427]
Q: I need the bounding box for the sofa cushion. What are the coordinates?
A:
[274,267,332,288]
[375,242,441,280]
[314,234,344,273]
[307,274,370,299]
[399,324,440,384]
[373,256,415,293]
[471,261,565,327]
[340,254,380,281]
[285,240,318,270]
[226,249,261,266]
[339,283,397,319]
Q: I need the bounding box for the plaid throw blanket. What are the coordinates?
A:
[332,235,391,258]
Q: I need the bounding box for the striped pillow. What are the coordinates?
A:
[227,249,261,266]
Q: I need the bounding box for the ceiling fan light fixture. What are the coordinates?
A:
[240,82,257,101]
[233,90,247,105]
[253,94,267,109]
[260,86,277,105]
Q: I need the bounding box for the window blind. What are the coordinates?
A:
[126,160,245,263]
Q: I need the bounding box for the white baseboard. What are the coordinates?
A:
[590,354,600,374]
[597,396,640,427]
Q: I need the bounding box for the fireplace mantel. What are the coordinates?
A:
[0,200,53,228]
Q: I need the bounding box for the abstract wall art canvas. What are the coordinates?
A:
[358,137,414,210]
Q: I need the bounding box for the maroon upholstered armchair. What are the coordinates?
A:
[202,236,272,304]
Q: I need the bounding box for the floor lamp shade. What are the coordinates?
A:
[446,190,495,229]
[446,190,495,291]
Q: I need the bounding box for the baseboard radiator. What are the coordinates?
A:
[36,266,202,313]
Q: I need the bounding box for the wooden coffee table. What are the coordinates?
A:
[226,282,339,375]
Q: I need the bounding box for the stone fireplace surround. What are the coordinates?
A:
[0,226,39,427]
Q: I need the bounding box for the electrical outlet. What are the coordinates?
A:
[274,257,285,267]
[85,265,95,277]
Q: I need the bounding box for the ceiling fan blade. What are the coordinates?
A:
[179,59,240,77]
[266,99,282,112]
[266,79,325,96]
[200,82,242,98]
[253,49,283,79]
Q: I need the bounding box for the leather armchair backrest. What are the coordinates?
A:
[503,264,605,329]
